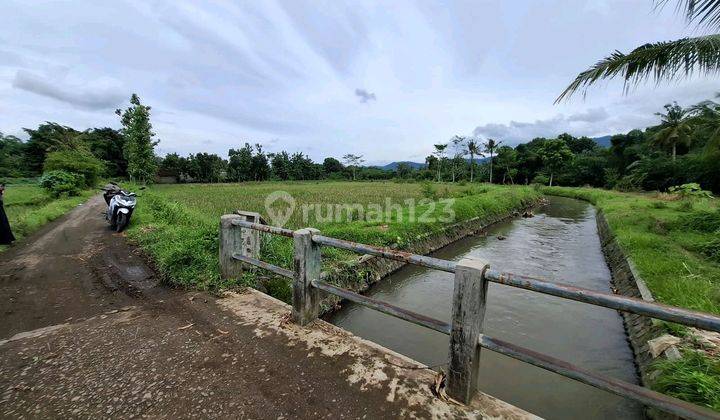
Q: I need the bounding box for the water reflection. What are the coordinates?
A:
[330,196,642,419]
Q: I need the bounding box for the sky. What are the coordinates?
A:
[0,0,717,165]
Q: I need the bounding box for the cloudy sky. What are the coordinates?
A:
[0,0,716,164]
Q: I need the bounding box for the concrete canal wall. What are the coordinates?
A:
[595,210,678,420]
[320,201,539,316]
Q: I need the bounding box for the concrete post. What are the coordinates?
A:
[292,228,321,326]
[446,257,490,404]
[235,210,262,260]
[219,214,243,280]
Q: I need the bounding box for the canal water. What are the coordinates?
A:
[330,196,642,419]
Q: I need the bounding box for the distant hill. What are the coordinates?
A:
[377,157,489,171]
[592,135,612,148]
[378,161,426,171]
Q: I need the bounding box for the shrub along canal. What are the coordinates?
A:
[330,196,643,419]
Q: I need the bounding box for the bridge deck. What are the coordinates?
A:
[0,288,535,419]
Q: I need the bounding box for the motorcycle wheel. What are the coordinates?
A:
[116,213,126,233]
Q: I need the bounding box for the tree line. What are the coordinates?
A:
[1,94,718,193]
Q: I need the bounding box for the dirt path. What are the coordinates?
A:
[0,195,532,419]
[0,195,159,339]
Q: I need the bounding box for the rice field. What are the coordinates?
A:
[127,181,541,297]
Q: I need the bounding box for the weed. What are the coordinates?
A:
[650,201,667,209]
[676,210,720,233]
[420,182,437,200]
[651,350,720,411]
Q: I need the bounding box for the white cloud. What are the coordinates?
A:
[12,70,126,110]
[0,0,714,162]
[472,107,658,145]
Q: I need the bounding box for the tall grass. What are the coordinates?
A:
[652,350,720,411]
[542,186,720,315]
[2,185,94,251]
[126,182,540,294]
[542,186,720,411]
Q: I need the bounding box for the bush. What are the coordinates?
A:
[532,174,549,185]
[669,183,714,200]
[39,170,83,197]
[420,182,437,200]
[44,149,105,187]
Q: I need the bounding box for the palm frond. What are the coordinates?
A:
[656,0,720,31]
[556,34,720,102]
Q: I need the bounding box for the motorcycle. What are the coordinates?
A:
[102,183,137,232]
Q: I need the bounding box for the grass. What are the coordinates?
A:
[652,350,720,411]
[2,184,95,251]
[125,181,540,297]
[542,186,720,411]
[542,186,720,315]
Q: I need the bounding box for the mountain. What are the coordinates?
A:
[592,135,612,148]
[378,161,425,171]
[377,157,489,171]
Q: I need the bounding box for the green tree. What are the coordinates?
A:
[187,153,226,183]
[396,162,412,179]
[495,145,518,184]
[43,149,105,187]
[483,138,502,183]
[537,139,573,186]
[689,95,720,154]
[0,133,26,177]
[559,133,597,154]
[322,157,344,175]
[227,144,253,182]
[342,154,364,181]
[432,144,447,182]
[557,1,720,101]
[23,123,81,174]
[290,152,317,180]
[271,151,292,180]
[466,139,481,182]
[250,144,269,181]
[78,127,127,177]
[652,102,693,161]
[115,94,158,183]
[449,136,467,182]
[159,153,188,182]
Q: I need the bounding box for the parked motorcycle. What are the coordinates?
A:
[102,183,137,232]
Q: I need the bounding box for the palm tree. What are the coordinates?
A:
[483,138,502,183]
[652,102,693,161]
[557,1,720,102]
[433,144,447,182]
[689,94,720,154]
[466,140,481,182]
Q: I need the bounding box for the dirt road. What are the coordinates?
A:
[0,195,531,419]
[0,195,158,339]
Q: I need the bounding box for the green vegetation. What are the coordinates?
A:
[652,350,720,411]
[39,170,84,197]
[543,186,720,410]
[125,182,539,296]
[116,94,159,183]
[542,186,719,314]
[1,184,94,251]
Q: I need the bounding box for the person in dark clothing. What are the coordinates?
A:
[0,184,16,245]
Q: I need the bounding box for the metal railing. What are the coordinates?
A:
[219,214,720,420]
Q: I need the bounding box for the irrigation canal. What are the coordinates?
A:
[330,196,643,419]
